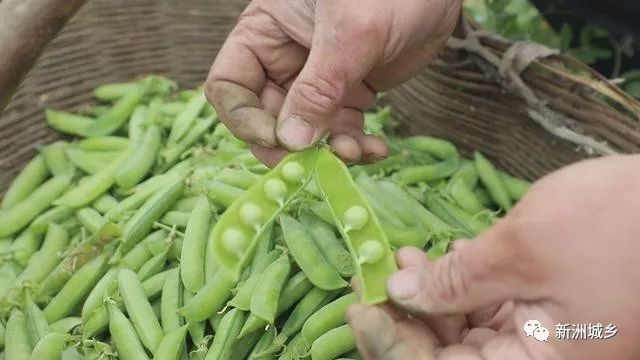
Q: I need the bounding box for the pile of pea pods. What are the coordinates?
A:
[0,75,531,360]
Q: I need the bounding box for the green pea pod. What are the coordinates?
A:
[249,254,290,324]
[395,157,459,185]
[49,317,81,334]
[93,82,139,101]
[142,229,172,256]
[64,148,119,175]
[39,222,120,299]
[107,302,150,360]
[1,155,49,210]
[28,206,74,235]
[448,160,479,188]
[30,332,65,360]
[425,194,489,237]
[448,178,486,214]
[105,173,181,222]
[160,101,187,116]
[301,213,355,277]
[88,105,111,116]
[0,175,71,237]
[121,178,184,253]
[128,105,149,144]
[76,207,105,233]
[0,320,6,349]
[160,267,184,332]
[142,268,175,300]
[157,116,216,172]
[238,271,312,338]
[424,193,474,238]
[280,215,347,290]
[315,147,397,304]
[178,270,235,323]
[372,178,454,237]
[228,249,282,311]
[302,292,357,344]
[81,246,151,325]
[118,268,164,353]
[0,262,20,299]
[161,211,190,228]
[45,109,94,137]
[474,151,512,211]
[208,312,224,332]
[182,290,207,346]
[81,305,110,339]
[215,168,259,190]
[26,301,50,347]
[92,194,119,214]
[206,181,244,209]
[168,90,207,143]
[61,347,85,360]
[54,150,131,208]
[276,332,309,360]
[229,327,262,360]
[500,172,532,201]
[170,196,199,212]
[119,234,156,269]
[180,196,211,292]
[18,223,69,284]
[40,141,75,177]
[310,324,355,360]
[260,287,336,356]
[210,147,318,281]
[380,223,426,249]
[402,136,458,159]
[43,250,111,323]
[76,136,130,151]
[204,308,245,360]
[250,223,274,271]
[247,327,275,359]
[85,84,146,136]
[115,125,163,189]
[6,309,33,360]
[9,230,43,267]
[152,324,188,360]
[137,247,170,282]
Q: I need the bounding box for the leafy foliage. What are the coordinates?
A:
[463,0,640,98]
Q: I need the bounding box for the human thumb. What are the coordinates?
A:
[276,7,381,150]
[387,223,541,317]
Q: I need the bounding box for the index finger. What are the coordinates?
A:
[205,19,278,148]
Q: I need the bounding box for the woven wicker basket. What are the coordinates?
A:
[1,0,639,193]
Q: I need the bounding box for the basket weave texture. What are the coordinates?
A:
[1,0,639,192]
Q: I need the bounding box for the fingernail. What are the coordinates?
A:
[388,269,419,300]
[278,116,315,149]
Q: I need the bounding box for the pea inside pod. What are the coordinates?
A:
[314,147,397,304]
[210,147,318,281]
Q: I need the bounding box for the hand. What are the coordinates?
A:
[347,154,640,359]
[205,0,461,167]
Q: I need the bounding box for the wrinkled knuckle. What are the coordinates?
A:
[292,76,345,114]
[428,251,471,307]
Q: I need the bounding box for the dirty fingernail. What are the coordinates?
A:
[388,269,419,300]
[278,116,315,149]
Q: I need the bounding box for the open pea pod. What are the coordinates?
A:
[315,146,397,304]
[210,147,319,281]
